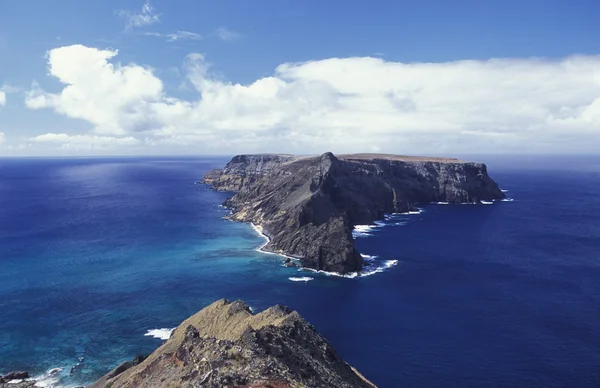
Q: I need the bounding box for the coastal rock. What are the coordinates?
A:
[0,381,35,388]
[2,371,29,380]
[201,154,298,191]
[0,371,34,388]
[89,299,376,388]
[204,152,505,274]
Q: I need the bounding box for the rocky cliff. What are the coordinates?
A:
[203,154,298,192]
[203,152,505,274]
[89,299,375,388]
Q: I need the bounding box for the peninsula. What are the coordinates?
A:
[89,299,375,388]
[203,152,505,274]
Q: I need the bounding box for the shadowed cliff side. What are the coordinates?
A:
[89,299,376,388]
[203,152,505,273]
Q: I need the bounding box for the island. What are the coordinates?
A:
[89,299,375,388]
[203,152,505,274]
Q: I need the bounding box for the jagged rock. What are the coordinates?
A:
[89,299,376,388]
[282,258,298,268]
[2,371,29,380]
[201,154,298,191]
[0,371,34,388]
[203,152,505,273]
[106,355,147,379]
[0,382,35,388]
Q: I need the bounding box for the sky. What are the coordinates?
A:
[0,0,599,156]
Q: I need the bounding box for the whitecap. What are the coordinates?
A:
[480,200,494,205]
[352,224,376,238]
[144,328,175,340]
[289,277,314,282]
[299,259,398,279]
[353,224,376,232]
[501,189,509,193]
[32,367,64,388]
[359,260,399,277]
[432,201,450,205]
[360,254,378,261]
[501,198,514,202]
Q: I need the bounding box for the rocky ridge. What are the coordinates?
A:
[89,299,375,388]
[203,152,505,274]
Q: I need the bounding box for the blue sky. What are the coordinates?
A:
[0,0,599,156]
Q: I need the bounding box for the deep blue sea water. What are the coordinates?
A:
[1,156,600,387]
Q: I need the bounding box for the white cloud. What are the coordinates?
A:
[0,132,5,145]
[24,45,600,155]
[215,27,241,41]
[145,30,201,42]
[118,0,160,30]
[25,44,183,135]
[0,91,5,106]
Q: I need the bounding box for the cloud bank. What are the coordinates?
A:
[23,44,600,155]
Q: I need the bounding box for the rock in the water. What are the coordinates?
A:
[203,152,505,274]
[89,299,376,388]
[2,371,29,380]
[0,371,34,388]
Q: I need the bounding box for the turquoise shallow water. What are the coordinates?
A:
[1,156,600,387]
[0,157,320,386]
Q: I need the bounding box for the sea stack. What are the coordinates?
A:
[203,152,505,274]
[89,299,376,388]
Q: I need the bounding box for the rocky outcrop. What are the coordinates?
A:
[202,154,298,191]
[89,299,375,388]
[0,371,34,388]
[204,152,505,274]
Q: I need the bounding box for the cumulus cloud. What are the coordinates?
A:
[0,91,5,106]
[25,44,185,135]
[215,27,241,41]
[145,30,201,42]
[24,44,600,154]
[118,1,160,30]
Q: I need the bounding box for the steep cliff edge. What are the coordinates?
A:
[202,154,299,191]
[203,152,505,274]
[89,299,375,388]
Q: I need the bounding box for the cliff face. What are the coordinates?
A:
[202,154,298,192]
[89,299,375,388]
[203,152,505,274]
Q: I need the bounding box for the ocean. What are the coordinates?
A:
[0,155,599,387]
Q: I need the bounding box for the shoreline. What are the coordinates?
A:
[249,222,398,279]
[250,223,301,261]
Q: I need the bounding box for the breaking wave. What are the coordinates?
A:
[289,277,314,282]
[144,328,175,340]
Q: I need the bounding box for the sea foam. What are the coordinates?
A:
[289,277,314,282]
[352,224,376,238]
[300,259,399,279]
[144,328,175,340]
[251,223,299,260]
[31,367,67,388]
